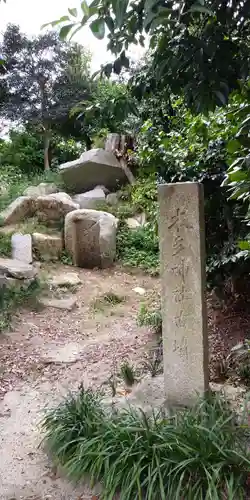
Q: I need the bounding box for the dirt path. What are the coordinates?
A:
[0,264,159,500]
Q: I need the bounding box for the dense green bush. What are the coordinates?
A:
[116,224,159,275]
[135,96,250,290]
[0,131,44,174]
[0,166,62,211]
[42,387,250,500]
[0,129,82,174]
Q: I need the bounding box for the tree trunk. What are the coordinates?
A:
[44,130,50,170]
[119,158,136,185]
[104,133,135,185]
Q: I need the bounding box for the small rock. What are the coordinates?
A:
[73,187,106,209]
[23,182,58,197]
[126,218,141,230]
[39,296,77,311]
[106,193,119,206]
[50,272,81,288]
[126,213,146,230]
[133,286,146,295]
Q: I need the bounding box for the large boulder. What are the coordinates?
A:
[23,182,58,198]
[0,196,34,226]
[35,192,79,224]
[59,148,131,193]
[73,187,106,209]
[64,209,118,269]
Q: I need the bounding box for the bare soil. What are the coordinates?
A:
[0,263,249,499]
[0,264,159,500]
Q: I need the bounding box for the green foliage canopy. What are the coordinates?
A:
[49,0,250,114]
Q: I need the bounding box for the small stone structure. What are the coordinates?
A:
[158,182,209,407]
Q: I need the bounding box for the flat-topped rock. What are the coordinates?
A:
[49,273,82,288]
[0,257,37,279]
[73,187,106,209]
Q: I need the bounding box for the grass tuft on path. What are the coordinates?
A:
[0,278,43,332]
[42,386,250,500]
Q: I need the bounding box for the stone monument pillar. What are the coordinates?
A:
[158,182,209,406]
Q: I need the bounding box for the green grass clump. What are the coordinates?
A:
[42,387,250,500]
[120,360,137,386]
[137,303,162,335]
[0,232,12,257]
[117,225,159,275]
[0,278,42,331]
[92,291,124,312]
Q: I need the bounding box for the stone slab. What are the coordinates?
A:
[0,257,36,280]
[39,296,77,311]
[11,233,32,264]
[49,273,81,288]
[158,182,209,407]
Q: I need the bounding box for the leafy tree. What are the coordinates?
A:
[50,0,250,114]
[71,79,138,144]
[0,24,91,169]
[0,128,82,174]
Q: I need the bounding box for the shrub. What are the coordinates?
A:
[0,129,82,174]
[42,387,250,500]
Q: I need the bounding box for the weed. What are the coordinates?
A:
[102,292,124,305]
[42,387,250,500]
[92,291,124,312]
[238,363,250,385]
[142,347,163,377]
[107,373,118,397]
[120,360,136,386]
[137,303,162,335]
[59,249,73,266]
[0,278,43,332]
[0,232,12,257]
